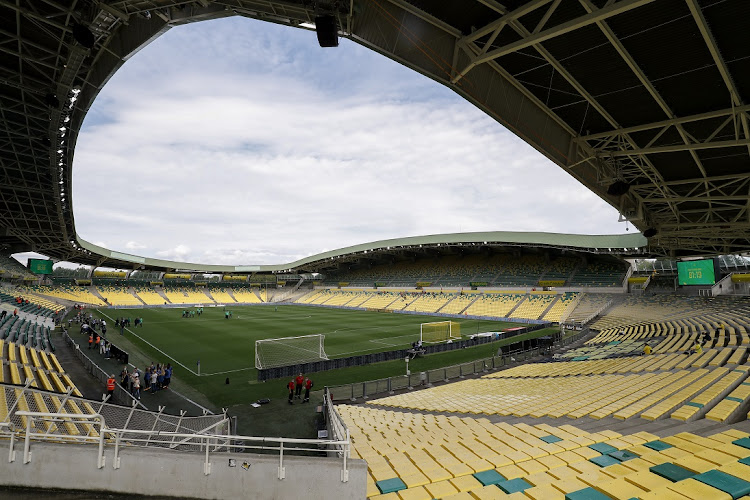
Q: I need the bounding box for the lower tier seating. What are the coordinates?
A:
[337,405,750,500]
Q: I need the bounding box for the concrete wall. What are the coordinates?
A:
[0,441,367,500]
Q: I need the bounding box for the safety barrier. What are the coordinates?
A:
[3,408,351,481]
[326,329,588,401]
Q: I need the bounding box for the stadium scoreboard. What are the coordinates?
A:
[27,258,53,275]
[677,258,719,285]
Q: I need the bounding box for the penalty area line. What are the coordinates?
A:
[97,309,200,377]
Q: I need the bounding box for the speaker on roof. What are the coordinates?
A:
[315,15,339,47]
[643,228,658,238]
[72,23,95,49]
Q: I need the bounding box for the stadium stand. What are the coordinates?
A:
[95,286,143,306]
[0,255,37,280]
[1,336,79,394]
[322,254,628,289]
[163,286,213,305]
[510,292,560,321]
[439,292,479,315]
[208,287,237,303]
[402,292,454,314]
[563,294,613,325]
[133,286,166,305]
[28,285,106,306]
[463,292,526,318]
[339,404,750,500]
[231,287,263,303]
[569,261,629,287]
[542,292,578,323]
[293,288,608,323]
[0,290,64,317]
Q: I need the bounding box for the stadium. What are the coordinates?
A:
[2,1,750,499]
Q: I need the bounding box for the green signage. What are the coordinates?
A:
[27,258,53,275]
[677,259,716,285]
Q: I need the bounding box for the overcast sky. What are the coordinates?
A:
[42,17,627,267]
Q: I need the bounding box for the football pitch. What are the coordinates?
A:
[95,304,523,378]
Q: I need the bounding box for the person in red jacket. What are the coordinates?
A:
[287,379,295,405]
[303,377,313,403]
[88,333,94,349]
[295,373,304,400]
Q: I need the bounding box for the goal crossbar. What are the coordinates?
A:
[420,321,461,344]
[255,334,329,370]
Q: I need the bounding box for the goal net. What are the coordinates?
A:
[420,321,461,344]
[255,334,329,370]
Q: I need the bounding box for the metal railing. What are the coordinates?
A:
[1,383,228,446]
[324,388,351,482]
[4,410,352,481]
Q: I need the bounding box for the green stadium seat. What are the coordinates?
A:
[694,469,750,499]
[644,440,673,451]
[732,437,750,450]
[497,478,532,494]
[541,435,563,443]
[564,487,613,500]
[589,455,620,468]
[608,450,638,462]
[376,477,407,494]
[650,462,696,482]
[473,469,505,486]
[589,443,618,455]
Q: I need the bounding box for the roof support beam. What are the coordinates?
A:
[461,0,553,45]
[606,138,750,156]
[579,104,750,141]
[458,0,653,77]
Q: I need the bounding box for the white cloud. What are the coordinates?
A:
[70,17,627,266]
[156,245,192,261]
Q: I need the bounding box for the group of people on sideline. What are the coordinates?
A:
[118,362,172,400]
[287,373,313,404]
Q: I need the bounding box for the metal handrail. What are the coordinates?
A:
[2,410,352,481]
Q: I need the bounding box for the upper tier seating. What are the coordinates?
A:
[0,255,37,280]
[569,261,629,287]
[323,254,628,288]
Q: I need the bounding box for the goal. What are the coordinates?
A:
[255,334,329,370]
[420,321,461,344]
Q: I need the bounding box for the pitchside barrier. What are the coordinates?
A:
[327,328,589,401]
[256,323,551,381]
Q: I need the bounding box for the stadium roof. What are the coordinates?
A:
[76,231,647,273]
[1,0,749,268]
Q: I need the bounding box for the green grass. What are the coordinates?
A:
[92,305,546,409]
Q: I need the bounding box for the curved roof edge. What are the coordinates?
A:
[76,231,647,274]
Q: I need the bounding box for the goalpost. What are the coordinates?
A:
[420,321,461,344]
[255,334,329,370]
